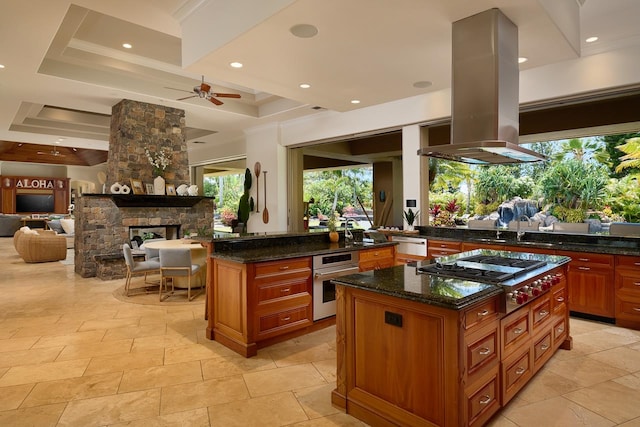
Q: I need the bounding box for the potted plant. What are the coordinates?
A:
[403,208,420,231]
[327,211,340,242]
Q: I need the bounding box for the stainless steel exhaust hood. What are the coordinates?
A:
[418,8,546,165]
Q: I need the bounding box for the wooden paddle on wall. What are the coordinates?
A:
[262,171,269,223]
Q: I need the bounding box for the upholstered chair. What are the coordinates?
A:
[122,243,161,296]
[159,248,203,301]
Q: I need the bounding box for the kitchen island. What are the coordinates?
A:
[332,250,571,427]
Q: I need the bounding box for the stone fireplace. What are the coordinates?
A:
[74,99,213,279]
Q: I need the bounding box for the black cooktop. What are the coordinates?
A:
[418,255,547,284]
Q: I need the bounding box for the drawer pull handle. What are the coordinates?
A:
[541,344,549,351]
[557,327,564,333]
[578,266,591,271]
[280,288,291,293]
[556,296,565,302]
[513,327,523,335]
[282,316,291,321]
[578,258,590,262]
[478,347,491,355]
[634,282,640,286]
[515,367,526,375]
[478,309,489,317]
[634,262,640,266]
[539,310,549,317]
[479,395,492,405]
[633,307,640,312]
[279,266,289,270]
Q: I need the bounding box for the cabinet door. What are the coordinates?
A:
[427,240,462,259]
[559,251,615,318]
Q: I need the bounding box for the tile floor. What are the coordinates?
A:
[1,237,639,426]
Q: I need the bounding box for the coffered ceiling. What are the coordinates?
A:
[1,0,639,166]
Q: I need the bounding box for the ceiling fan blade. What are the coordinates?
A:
[176,95,197,101]
[200,83,211,93]
[212,93,241,98]
[209,97,224,106]
[164,87,193,94]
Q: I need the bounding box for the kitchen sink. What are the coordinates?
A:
[472,238,507,244]
[516,241,559,248]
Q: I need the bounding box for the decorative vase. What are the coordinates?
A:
[154,176,165,195]
[329,231,339,243]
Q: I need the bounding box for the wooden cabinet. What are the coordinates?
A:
[427,239,462,258]
[461,241,505,252]
[358,246,395,271]
[333,286,501,426]
[615,255,640,328]
[558,250,615,318]
[391,236,428,264]
[210,256,312,357]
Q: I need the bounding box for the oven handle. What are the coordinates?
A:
[314,266,360,279]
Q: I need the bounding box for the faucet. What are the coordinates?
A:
[516,215,532,242]
[344,218,356,242]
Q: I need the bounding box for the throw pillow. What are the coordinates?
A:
[48,220,65,234]
[59,218,75,235]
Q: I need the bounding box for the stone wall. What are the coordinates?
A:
[75,195,213,278]
[108,99,189,189]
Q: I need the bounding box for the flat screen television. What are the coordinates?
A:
[16,194,55,213]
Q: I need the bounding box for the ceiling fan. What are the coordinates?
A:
[166,76,241,105]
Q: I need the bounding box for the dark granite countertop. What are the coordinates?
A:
[415,226,640,256]
[332,250,569,311]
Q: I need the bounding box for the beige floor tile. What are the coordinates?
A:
[588,345,640,373]
[0,383,34,411]
[78,317,141,332]
[119,360,203,392]
[486,414,519,427]
[243,363,327,397]
[84,348,165,376]
[515,366,581,403]
[570,318,613,335]
[0,402,66,427]
[163,342,224,364]
[21,372,122,408]
[294,383,341,419]
[312,359,337,384]
[0,358,90,387]
[618,417,640,427]
[56,338,133,361]
[501,395,615,427]
[287,412,369,426]
[546,354,629,387]
[573,327,640,353]
[160,376,249,415]
[0,336,39,352]
[109,407,210,427]
[58,389,161,426]
[103,323,168,341]
[10,321,84,339]
[614,372,640,390]
[265,342,336,368]
[31,329,106,348]
[201,354,276,380]
[207,391,308,427]
[565,380,640,423]
[132,332,199,352]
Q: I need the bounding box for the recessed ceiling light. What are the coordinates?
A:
[585,36,598,43]
[351,99,361,104]
[299,83,311,89]
[518,57,528,64]
[413,81,432,89]
[122,43,132,49]
[230,62,243,68]
[0,64,5,69]
[290,24,318,38]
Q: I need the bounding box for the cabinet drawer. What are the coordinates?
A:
[464,298,500,330]
[551,285,567,312]
[616,296,640,321]
[258,306,311,335]
[358,247,394,262]
[465,327,499,381]
[254,258,311,279]
[257,280,309,303]
[466,372,499,427]
[553,316,568,346]
[502,348,532,404]
[616,273,640,295]
[562,252,614,268]
[501,310,530,356]
[616,255,640,269]
[532,296,552,331]
[428,248,461,258]
[428,240,462,251]
[533,332,552,371]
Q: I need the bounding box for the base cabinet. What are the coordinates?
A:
[615,255,640,328]
[358,246,395,271]
[210,256,312,357]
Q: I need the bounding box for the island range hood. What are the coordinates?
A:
[418,8,546,165]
